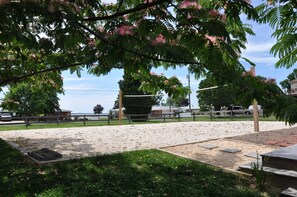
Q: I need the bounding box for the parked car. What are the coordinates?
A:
[227,106,251,115]
[247,105,264,115]
[78,117,88,121]
[1,113,12,121]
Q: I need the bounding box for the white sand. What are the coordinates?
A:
[0,121,296,160]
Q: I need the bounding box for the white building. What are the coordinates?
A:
[290,79,297,95]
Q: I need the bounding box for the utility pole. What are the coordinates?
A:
[118,90,122,125]
[187,70,191,111]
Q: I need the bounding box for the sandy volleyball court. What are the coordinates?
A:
[0,121,296,161]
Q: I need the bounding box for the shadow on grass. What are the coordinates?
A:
[7,136,99,159]
[0,139,260,197]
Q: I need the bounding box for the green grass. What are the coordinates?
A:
[0,115,278,131]
[0,139,262,197]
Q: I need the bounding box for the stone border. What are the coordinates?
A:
[1,138,68,165]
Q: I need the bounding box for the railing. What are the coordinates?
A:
[127,113,182,123]
[2,114,112,128]
[0,110,263,127]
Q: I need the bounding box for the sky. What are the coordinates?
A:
[1,0,296,113]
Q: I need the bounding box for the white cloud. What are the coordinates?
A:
[243,42,274,53]
[241,56,278,65]
[63,80,120,92]
[63,76,122,83]
[102,0,116,3]
[64,83,96,91]
[64,88,117,92]
[63,77,99,82]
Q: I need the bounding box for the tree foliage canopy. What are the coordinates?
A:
[93,104,104,114]
[256,0,297,68]
[0,0,257,90]
[166,95,189,107]
[0,0,297,124]
[1,74,62,116]
[197,74,238,110]
[280,69,297,94]
[119,71,157,121]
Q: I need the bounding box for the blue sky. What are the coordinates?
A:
[1,0,296,113]
[59,67,199,113]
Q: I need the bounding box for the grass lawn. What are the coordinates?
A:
[0,139,262,197]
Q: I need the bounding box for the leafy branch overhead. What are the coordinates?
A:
[256,0,297,68]
[0,0,257,87]
[0,0,296,124]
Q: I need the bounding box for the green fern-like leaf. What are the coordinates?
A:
[256,1,297,69]
[271,34,297,68]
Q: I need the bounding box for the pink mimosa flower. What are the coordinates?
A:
[48,4,55,13]
[117,25,135,36]
[151,34,166,45]
[208,9,219,18]
[205,34,217,43]
[73,3,80,12]
[155,34,166,43]
[221,14,227,23]
[266,78,275,83]
[179,0,202,10]
[96,26,105,32]
[0,0,10,5]
[144,0,153,3]
[151,40,158,46]
[242,70,255,77]
[187,13,193,19]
